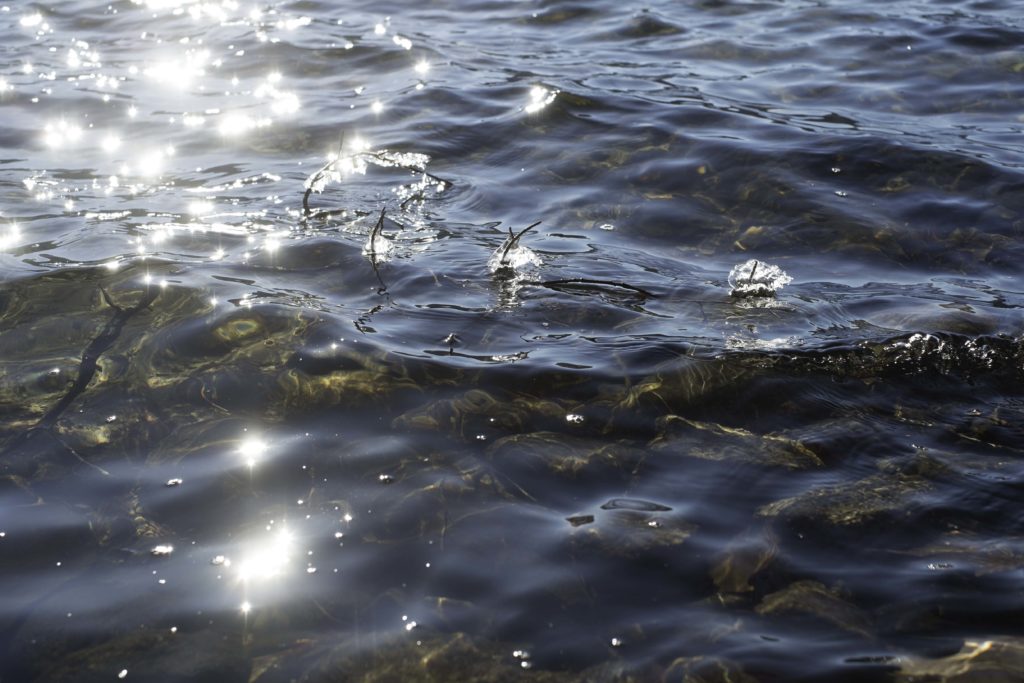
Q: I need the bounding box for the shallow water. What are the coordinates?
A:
[1,0,1023,681]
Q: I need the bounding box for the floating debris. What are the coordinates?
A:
[488,221,542,273]
[165,478,183,487]
[150,544,173,556]
[728,259,791,298]
[362,207,393,259]
[566,514,595,527]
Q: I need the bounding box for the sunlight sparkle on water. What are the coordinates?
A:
[414,59,430,75]
[238,436,267,468]
[0,224,21,251]
[189,199,214,215]
[255,74,301,115]
[236,528,293,582]
[218,112,269,137]
[524,85,558,114]
[102,134,122,153]
[144,49,211,88]
[136,150,167,176]
[43,120,83,149]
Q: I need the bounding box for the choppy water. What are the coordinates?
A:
[2,0,1023,681]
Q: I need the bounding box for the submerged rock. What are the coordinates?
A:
[486,431,646,483]
[569,498,696,558]
[896,637,1024,682]
[651,415,823,470]
[394,391,567,441]
[710,525,779,594]
[756,580,873,638]
[251,630,631,683]
[757,471,932,528]
[663,655,759,683]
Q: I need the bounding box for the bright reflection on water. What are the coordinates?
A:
[237,435,267,469]
[235,527,293,582]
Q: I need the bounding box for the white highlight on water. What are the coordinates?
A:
[727,259,792,298]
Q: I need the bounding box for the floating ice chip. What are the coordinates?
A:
[362,208,393,260]
[728,259,791,298]
[151,544,173,556]
[488,221,542,274]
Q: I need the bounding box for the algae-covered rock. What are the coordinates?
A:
[757,472,932,527]
[251,630,631,683]
[663,655,760,683]
[755,580,873,638]
[44,630,247,683]
[896,637,1024,682]
[392,390,567,441]
[569,498,696,558]
[710,525,779,594]
[486,432,647,483]
[651,415,822,470]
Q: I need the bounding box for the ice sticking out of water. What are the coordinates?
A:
[362,208,394,261]
[488,243,541,273]
[728,259,792,298]
[362,232,393,260]
[488,222,542,274]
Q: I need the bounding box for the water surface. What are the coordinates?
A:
[1,0,1023,681]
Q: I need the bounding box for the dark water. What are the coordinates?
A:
[2,0,1023,680]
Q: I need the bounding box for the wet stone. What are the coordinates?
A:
[757,471,932,528]
[392,390,567,441]
[896,637,1024,682]
[651,415,823,470]
[255,630,625,683]
[710,525,779,594]
[569,506,696,558]
[663,655,759,683]
[20,627,248,683]
[755,580,873,638]
[486,432,647,490]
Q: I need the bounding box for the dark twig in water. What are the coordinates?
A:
[748,260,759,283]
[367,207,386,256]
[399,189,443,211]
[1,284,161,480]
[366,208,393,296]
[361,151,452,189]
[499,221,542,265]
[537,278,657,298]
[302,132,345,218]
[39,285,160,428]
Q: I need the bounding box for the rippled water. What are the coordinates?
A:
[2,0,1023,680]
